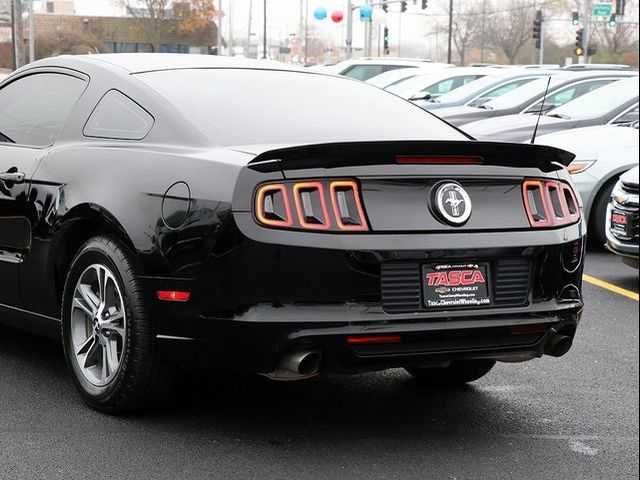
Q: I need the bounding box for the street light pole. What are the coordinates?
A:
[446,0,453,64]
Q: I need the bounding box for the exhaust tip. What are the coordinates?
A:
[544,334,573,357]
[263,349,322,381]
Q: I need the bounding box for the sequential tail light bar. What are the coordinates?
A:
[522,179,581,228]
[255,179,369,232]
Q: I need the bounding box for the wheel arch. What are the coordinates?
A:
[51,203,137,304]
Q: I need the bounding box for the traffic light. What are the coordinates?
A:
[574,28,584,56]
[421,0,428,9]
[608,14,617,27]
[532,10,542,49]
[400,1,407,12]
[571,11,580,26]
[382,1,388,13]
[383,27,390,54]
[616,0,626,16]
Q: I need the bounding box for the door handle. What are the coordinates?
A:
[0,171,26,184]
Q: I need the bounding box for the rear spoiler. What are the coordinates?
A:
[247,141,574,174]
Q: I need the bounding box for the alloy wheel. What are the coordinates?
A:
[70,264,127,387]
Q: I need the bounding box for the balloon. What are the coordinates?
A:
[359,4,373,20]
[313,6,327,20]
[331,10,344,23]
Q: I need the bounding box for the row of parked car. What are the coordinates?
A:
[313,57,639,268]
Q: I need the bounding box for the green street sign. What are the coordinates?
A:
[593,2,613,16]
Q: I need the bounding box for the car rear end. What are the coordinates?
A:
[155,140,585,378]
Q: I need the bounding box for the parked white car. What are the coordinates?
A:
[313,58,439,81]
[536,123,639,246]
[365,64,454,89]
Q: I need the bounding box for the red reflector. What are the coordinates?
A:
[157,291,191,302]
[509,325,548,335]
[346,335,402,345]
[396,156,483,165]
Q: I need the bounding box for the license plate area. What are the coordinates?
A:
[422,262,492,310]
[611,210,632,237]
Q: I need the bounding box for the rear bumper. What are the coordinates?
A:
[155,304,582,373]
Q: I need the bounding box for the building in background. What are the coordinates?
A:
[36,0,75,15]
[0,1,223,69]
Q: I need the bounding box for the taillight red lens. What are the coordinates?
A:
[522,179,581,228]
[255,184,293,228]
[329,180,369,231]
[293,182,331,230]
[255,179,369,232]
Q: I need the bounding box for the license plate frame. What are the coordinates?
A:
[422,262,492,310]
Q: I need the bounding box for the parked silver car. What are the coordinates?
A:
[536,123,639,246]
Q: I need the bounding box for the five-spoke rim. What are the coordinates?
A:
[70,264,127,387]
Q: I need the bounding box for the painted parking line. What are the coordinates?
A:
[583,274,639,302]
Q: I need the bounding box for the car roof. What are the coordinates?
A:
[31,53,310,75]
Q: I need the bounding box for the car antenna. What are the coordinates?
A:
[531,76,552,144]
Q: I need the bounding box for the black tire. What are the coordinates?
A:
[589,178,618,250]
[61,236,173,413]
[406,359,496,386]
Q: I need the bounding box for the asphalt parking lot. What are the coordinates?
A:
[0,251,637,480]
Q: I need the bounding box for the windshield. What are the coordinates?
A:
[547,79,639,120]
[137,69,466,147]
[482,76,563,110]
[385,73,438,95]
[432,75,502,103]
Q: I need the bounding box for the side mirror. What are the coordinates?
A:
[410,91,432,101]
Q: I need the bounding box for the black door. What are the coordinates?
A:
[0,72,87,309]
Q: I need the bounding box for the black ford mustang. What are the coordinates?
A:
[0,54,585,413]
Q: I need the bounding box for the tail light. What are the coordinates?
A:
[522,179,581,228]
[255,179,369,232]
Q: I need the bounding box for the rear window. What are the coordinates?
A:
[136,69,466,147]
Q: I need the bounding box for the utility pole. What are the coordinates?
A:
[539,18,544,64]
[582,0,592,64]
[446,0,453,64]
[262,0,267,59]
[398,4,402,56]
[28,0,34,63]
[346,0,353,59]
[227,0,234,55]
[247,0,253,58]
[304,0,309,64]
[480,0,486,63]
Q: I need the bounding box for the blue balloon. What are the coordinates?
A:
[314,6,328,20]
[359,4,373,20]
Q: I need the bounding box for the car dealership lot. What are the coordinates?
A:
[0,250,637,480]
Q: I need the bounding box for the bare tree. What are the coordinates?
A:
[116,0,216,52]
[118,0,172,52]
[486,0,534,64]
[451,2,481,66]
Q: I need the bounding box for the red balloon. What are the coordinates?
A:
[331,11,344,23]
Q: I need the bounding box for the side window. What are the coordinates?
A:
[0,73,86,147]
[526,80,614,113]
[84,90,154,140]
[467,78,535,107]
[613,104,640,125]
[342,65,384,81]
[486,78,535,99]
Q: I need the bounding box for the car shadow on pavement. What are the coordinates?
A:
[0,324,521,443]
